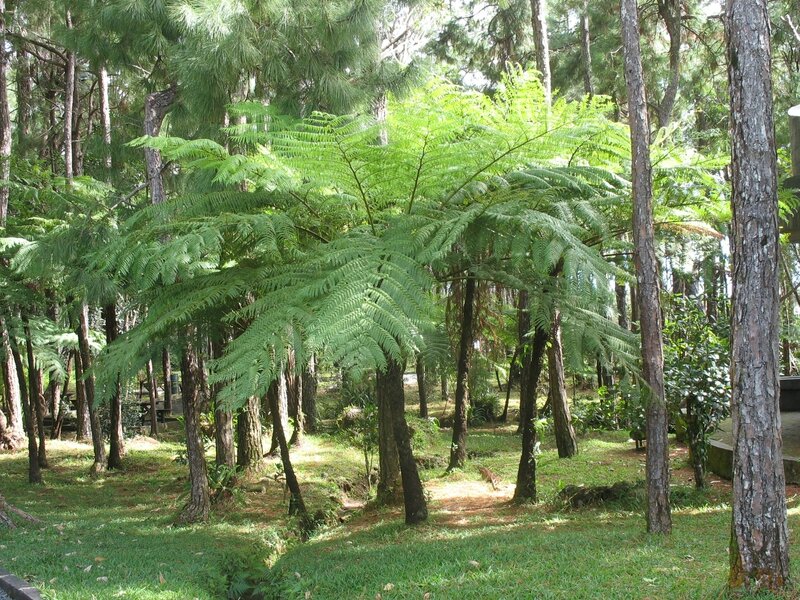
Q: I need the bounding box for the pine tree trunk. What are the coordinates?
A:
[177,342,210,524]
[376,370,402,506]
[549,311,577,458]
[529,0,552,105]
[210,339,234,468]
[104,303,125,469]
[620,0,671,535]
[514,312,548,501]
[236,396,263,470]
[380,358,427,524]
[9,333,40,483]
[726,0,790,589]
[416,354,428,418]
[448,275,476,471]
[0,0,10,227]
[78,303,106,474]
[64,11,75,182]
[162,348,172,412]
[301,355,317,433]
[268,379,308,520]
[144,87,177,205]
[99,66,112,171]
[146,359,158,437]
[579,0,594,97]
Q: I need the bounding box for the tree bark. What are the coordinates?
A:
[529,0,552,105]
[236,396,263,470]
[64,11,75,182]
[162,348,173,412]
[1,322,23,441]
[615,279,629,330]
[379,357,427,524]
[268,378,308,520]
[177,342,210,524]
[448,275,476,471]
[301,355,317,433]
[549,311,577,458]
[22,317,47,469]
[210,339,234,468]
[656,0,681,129]
[73,349,91,441]
[579,0,594,97]
[146,359,158,437]
[501,346,519,422]
[376,370,402,506]
[286,350,304,446]
[9,332,40,483]
[268,370,289,454]
[144,87,177,205]
[416,354,428,418]
[78,303,106,474]
[620,0,672,535]
[104,303,125,469]
[14,44,33,149]
[99,66,112,171]
[726,0,790,589]
[0,0,11,227]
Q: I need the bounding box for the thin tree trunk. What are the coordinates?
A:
[448,275,476,472]
[286,350,304,446]
[146,359,158,437]
[549,311,577,458]
[579,0,594,97]
[99,66,112,170]
[144,87,177,205]
[14,44,33,149]
[500,346,520,422]
[64,11,75,182]
[104,303,125,469]
[236,396,263,470]
[656,0,681,129]
[0,0,10,226]
[620,0,671,534]
[177,342,210,524]
[529,0,552,105]
[52,351,72,440]
[23,317,47,469]
[78,303,106,474]
[268,378,308,520]
[616,279,629,330]
[9,336,40,483]
[73,349,91,441]
[1,322,23,440]
[162,348,172,412]
[726,0,790,589]
[376,370,402,506]
[380,357,428,524]
[268,370,289,455]
[301,355,317,433]
[211,339,234,468]
[416,354,428,418]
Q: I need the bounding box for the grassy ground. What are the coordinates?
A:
[1,386,798,599]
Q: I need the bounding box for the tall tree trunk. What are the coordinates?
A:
[656,0,681,128]
[210,339,234,468]
[268,370,289,455]
[615,279,629,330]
[64,11,75,182]
[514,322,548,502]
[0,0,10,227]
[620,0,671,535]
[301,355,317,433]
[78,303,106,474]
[23,317,47,469]
[286,350,304,446]
[448,275,476,471]
[162,348,172,412]
[177,342,210,524]
[146,359,158,437]
[236,396,263,470]
[1,323,23,440]
[376,370,402,506]
[14,44,33,149]
[99,66,112,171]
[726,0,790,589]
[9,335,40,483]
[379,357,428,524]
[104,303,125,469]
[144,87,177,205]
[549,311,577,458]
[579,0,594,97]
[529,0,552,105]
[73,349,91,441]
[268,378,308,520]
[501,346,520,422]
[416,354,428,418]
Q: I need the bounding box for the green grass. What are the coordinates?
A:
[2,398,799,600]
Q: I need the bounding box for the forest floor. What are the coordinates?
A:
[1,390,799,599]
